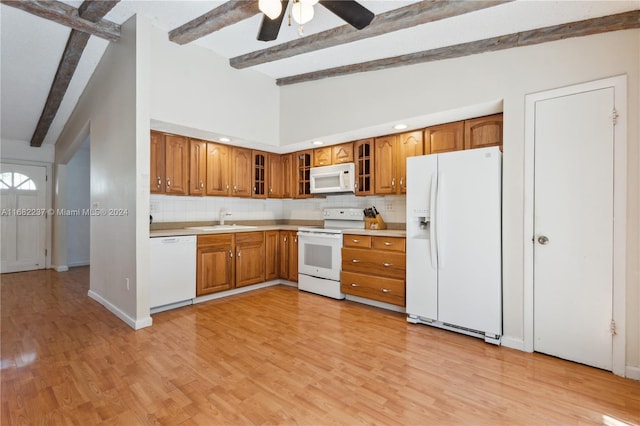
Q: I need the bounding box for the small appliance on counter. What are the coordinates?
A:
[297,208,364,299]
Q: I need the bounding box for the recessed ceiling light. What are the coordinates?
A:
[219,137,231,143]
[393,123,408,130]
[312,140,324,146]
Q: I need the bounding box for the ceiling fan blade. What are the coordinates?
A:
[257,0,288,41]
[319,0,374,30]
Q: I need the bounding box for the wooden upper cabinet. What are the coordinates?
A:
[164,134,189,195]
[464,113,503,150]
[294,150,313,199]
[150,131,165,194]
[281,153,293,199]
[374,136,397,195]
[189,139,207,196]
[206,142,230,196]
[267,154,283,198]
[314,143,354,167]
[332,142,354,164]
[231,147,252,197]
[397,131,423,193]
[252,150,268,199]
[313,147,332,167]
[354,138,374,196]
[424,121,464,155]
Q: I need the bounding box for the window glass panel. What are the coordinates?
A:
[0,172,36,190]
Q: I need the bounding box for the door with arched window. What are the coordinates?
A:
[0,163,47,273]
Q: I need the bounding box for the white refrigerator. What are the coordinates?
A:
[406,146,502,344]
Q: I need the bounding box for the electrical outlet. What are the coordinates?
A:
[385,203,393,211]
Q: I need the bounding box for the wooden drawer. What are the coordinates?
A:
[197,233,234,248]
[342,248,405,279]
[343,234,371,248]
[372,236,405,252]
[341,271,405,306]
[235,231,264,245]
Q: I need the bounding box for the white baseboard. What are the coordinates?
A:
[68,260,90,268]
[625,365,640,381]
[500,336,527,351]
[193,280,281,304]
[51,265,69,272]
[88,290,152,330]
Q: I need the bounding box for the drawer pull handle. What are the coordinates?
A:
[351,259,360,263]
[381,288,391,293]
[384,241,392,246]
[350,283,359,287]
[352,239,360,243]
[383,262,393,267]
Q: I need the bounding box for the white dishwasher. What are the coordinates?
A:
[150,235,196,313]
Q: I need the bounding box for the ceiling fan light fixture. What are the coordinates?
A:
[292,1,314,25]
[259,0,282,20]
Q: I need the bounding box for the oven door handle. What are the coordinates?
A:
[297,231,342,240]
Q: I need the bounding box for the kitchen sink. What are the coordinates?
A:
[185,225,258,231]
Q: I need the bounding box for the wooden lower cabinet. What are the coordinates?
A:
[265,230,279,281]
[278,230,298,282]
[341,234,406,306]
[196,231,266,296]
[235,232,266,287]
[196,234,235,296]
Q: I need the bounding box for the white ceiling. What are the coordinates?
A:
[1,0,638,149]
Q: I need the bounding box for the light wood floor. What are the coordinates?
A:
[1,267,639,425]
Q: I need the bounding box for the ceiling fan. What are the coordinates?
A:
[257,0,375,41]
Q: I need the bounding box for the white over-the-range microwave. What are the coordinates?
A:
[309,163,355,194]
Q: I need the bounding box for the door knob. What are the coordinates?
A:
[538,236,549,245]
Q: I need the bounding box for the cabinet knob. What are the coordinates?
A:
[383,262,393,267]
[157,177,162,188]
[284,236,287,243]
[383,241,392,246]
[350,283,359,287]
[166,178,171,187]
[237,250,241,257]
[391,177,395,190]
[400,177,404,188]
[226,184,229,192]
[200,180,204,189]
[228,250,233,258]
[352,239,360,243]
[381,288,391,293]
[351,259,360,263]
[294,237,297,243]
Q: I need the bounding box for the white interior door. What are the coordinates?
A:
[0,163,47,273]
[533,88,614,370]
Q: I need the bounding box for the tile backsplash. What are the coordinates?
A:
[150,194,406,224]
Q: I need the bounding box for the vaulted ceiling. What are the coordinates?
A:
[1,0,638,148]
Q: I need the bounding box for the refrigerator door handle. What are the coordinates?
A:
[436,172,444,268]
[429,174,438,269]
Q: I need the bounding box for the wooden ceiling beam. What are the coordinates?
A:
[169,1,260,45]
[29,0,119,147]
[1,0,120,41]
[276,10,640,86]
[231,0,511,70]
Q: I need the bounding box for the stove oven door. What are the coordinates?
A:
[297,230,342,282]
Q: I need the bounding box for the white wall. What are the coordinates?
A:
[149,25,280,148]
[279,30,640,369]
[65,145,90,267]
[55,15,151,329]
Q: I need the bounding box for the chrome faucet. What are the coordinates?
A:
[219,209,232,226]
